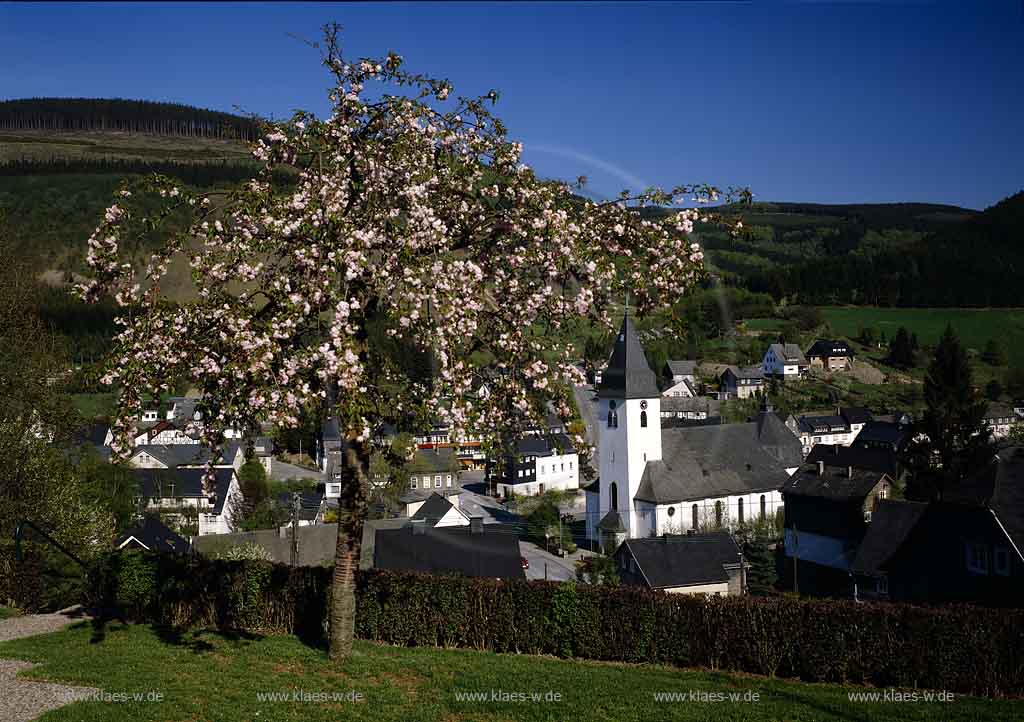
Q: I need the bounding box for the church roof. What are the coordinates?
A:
[598,510,628,532]
[634,412,802,504]
[597,314,660,400]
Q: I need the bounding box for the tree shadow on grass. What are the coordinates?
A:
[152,625,265,654]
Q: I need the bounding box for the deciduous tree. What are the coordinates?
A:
[78,27,742,659]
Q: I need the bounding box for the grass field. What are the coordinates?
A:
[0,130,250,163]
[745,308,1024,367]
[0,622,1015,721]
[819,307,1024,366]
[0,606,20,620]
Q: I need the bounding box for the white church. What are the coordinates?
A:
[584,314,803,550]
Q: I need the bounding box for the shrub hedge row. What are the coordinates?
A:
[87,551,1024,697]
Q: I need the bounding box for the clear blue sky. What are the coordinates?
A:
[1,2,1021,209]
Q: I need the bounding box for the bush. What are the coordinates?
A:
[86,552,1024,697]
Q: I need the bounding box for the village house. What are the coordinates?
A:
[762,343,809,380]
[614,532,746,596]
[130,467,242,536]
[852,417,912,453]
[719,365,765,399]
[115,515,192,554]
[805,339,855,371]
[408,447,461,493]
[984,403,1019,439]
[782,460,893,596]
[785,406,871,457]
[370,518,524,579]
[488,434,579,498]
[583,314,802,551]
[659,396,722,427]
[806,443,903,482]
[661,360,698,398]
[408,492,472,528]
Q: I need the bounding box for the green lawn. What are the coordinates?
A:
[0,605,21,620]
[818,307,1024,366]
[0,622,1018,721]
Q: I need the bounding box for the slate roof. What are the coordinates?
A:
[618,532,741,589]
[411,447,460,473]
[599,510,628,532]
[665,360,697,378]
[634,410,802,504]
[795,415,850,434]
[373,523,525,579]
[944,446,1024,557]
[806,444,899,477]
[806,339,854,358]
[410,492,469,527]
[515,434,576,457]
[841,406,872,426]
[115,515,192,554]
[783,463,889,502]
[131,467,236,515]
[853,420,909,450]
[768,343,809,366]
[661,396,722,415]
[851,500,928,575]
[723,365,765,381]
[597,314,660,399]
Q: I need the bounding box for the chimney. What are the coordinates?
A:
[411,519,426,535]
[470,516,484,534]
[817,460,825,476]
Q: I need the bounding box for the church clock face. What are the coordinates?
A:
[640,400,648,410]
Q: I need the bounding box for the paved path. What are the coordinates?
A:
[270,458,325,482]
[0,607,99,722]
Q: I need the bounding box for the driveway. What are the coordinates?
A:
[519,541,578,582]
[270,459,324,483]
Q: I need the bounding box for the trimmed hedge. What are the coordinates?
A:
[0,542,87,613]
[87,552,1024,698]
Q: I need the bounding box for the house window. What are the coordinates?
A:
[760,495,766,521]
[561,463,565,472]
[966,542,988,575]
[738,498,744,525]
[434,475,442,488]
[692,504,699,530]
[410,476,418,490]
[446,475,452,487]
[609,482,618,512]
[994,547,1010,576]
[640,410,648,428]
[569,462,573,470]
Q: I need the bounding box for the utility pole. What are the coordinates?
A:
[290,492,300,566]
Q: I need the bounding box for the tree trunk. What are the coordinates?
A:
[328,436,370,660]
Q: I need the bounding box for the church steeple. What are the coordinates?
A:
[597,313,660,399]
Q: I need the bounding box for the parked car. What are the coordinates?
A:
[521,556,530,570]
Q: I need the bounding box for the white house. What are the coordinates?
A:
[762,343,809,379]
[584,314,803,550]
[785,407,871,457]
[492,435,579,498]
[661,360,697,398]
[409,492,471,528]
[130,467,242,536]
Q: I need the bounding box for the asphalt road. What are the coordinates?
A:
[270,459,325,482]
[519,541,579,582]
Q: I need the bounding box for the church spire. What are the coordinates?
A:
[596,313,660,399]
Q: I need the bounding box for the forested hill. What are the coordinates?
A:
[0,97,259,140]
[731,192,1023,307]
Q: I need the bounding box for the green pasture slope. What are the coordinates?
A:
[818,307,1024,365]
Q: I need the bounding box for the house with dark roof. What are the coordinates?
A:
[614,532,745,595]
[852,419,911,453]
[781,460,893,596]
[488,434,579,498]
[785,406,872,456]
[762,343,809,380]
[131,467,241,536]
[852,447,1024,606]
[409,492,471,528]
[719,365,764,400]
[584,313,803,550]
[662,360,698,398]
[805,339,855,371]
[372,521,525,579]
[806,443,902,480]
[115,515,192,554]
[408,447,462,495]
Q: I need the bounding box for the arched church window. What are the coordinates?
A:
[760,495,766,521]
[609,482,619,511]
[692,504,699,530]
[738,498,744,525]
[640,410,648,428]
[715,500,723,528]
[607,400,619,429]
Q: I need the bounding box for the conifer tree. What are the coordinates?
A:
[904,324,995,500]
